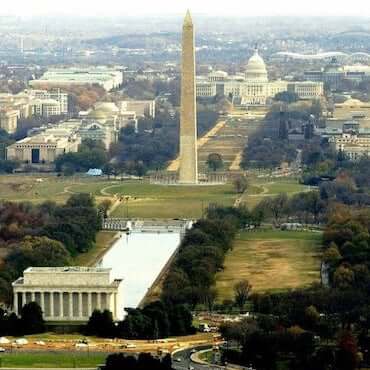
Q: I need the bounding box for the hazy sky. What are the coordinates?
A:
[1,0,370,17]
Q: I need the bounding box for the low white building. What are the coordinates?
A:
[330,132,370,161]
[288,81,324,100]
[0,109,18,134]
[27,89,69,114]
[29,99,62,117]
[12,267,124,322]
[6,121,81,164]
[30,67,123,92]
[120,100,156,118]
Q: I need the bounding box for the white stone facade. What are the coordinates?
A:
[6,122,81,164]
[120,100,156,118]
[0,109,18,134]
[288,81,324,100]
[30,67,123,92]
[12,267,123,322]
[196,49,323,105]
[330,133,370,161]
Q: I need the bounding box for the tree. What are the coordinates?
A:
[304,305,320,329]
[233,175,249,194]
[336,331,359,370]
[260,193,289,225]
[323,242,342,265]
[103,163,116,179]
[66,193,95,208]
[274,91,299,104]
[98,199,112,218]
[203,287,218,312]
[207,153,224,172]
[234,279,252,311]
[105,352,172,370]
[20,302,45,334]
[6,236,71,276]
[0,159,18,173]
[86,310,116,338]
[333,265,355,289]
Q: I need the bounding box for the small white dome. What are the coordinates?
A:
[245,49,268,82]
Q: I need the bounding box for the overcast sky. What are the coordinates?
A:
[1,0,370,17]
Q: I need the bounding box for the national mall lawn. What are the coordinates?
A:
[0,351,109,368]
[0,174,311,219]
[0,173,321,298]
[215,229,322,301]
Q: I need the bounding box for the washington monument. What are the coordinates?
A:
[179,10,198,184]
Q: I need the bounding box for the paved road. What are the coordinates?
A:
[172,345,254,370]
[172,345,212,370]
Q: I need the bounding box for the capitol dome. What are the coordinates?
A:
[245,48,268,82]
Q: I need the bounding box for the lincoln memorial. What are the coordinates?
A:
[12,267,124,322]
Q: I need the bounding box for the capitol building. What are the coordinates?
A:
[196,48,324,105]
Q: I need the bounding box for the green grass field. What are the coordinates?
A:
[0,351,108,368]
[107,183,236,219]
[216,229,322,301]
[0,174,114,204]
[241,178,312,208]
[0,175,236,218]
[0,174,312,219]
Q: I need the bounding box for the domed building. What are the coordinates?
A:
[196,48,324,106]
[245,48,268,82]
[80,102,122,150]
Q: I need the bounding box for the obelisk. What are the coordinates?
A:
[179,10,198,184]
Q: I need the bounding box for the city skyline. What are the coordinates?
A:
[2,0,370,17]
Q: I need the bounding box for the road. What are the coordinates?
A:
[171,345,254,370]
[172,345,213,370]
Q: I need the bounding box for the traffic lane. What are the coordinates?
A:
[172,345,213,370]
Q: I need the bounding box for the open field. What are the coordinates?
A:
[0,333,215,367]
[0,351,108,368]
[0,174,312,218]
[216,229,322,301]
[0,175,236,218]
[240,177,312,208]
[106,182,236,219]
[0,174,114,204]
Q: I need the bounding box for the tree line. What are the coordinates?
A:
[0,193,101,304]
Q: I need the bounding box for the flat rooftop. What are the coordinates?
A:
[25,266,111,273]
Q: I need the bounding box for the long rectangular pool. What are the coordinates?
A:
[98,232,181,310]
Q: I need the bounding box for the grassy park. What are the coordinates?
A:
[0,351,108,368]
[216,229,322,301]
[0,174,312,219]
[240,177,311,208]
[107,182,236,219]
[0,174,237,219]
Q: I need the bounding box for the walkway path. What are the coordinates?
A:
[167,120,226,171]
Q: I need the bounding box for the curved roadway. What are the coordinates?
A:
[172,345,213,370]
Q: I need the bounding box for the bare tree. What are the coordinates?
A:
[234,279,252,311]
[233,175,249,194]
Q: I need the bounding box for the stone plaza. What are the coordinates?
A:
[12,267,124,322]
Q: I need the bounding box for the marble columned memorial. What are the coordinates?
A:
[12,267,124,322]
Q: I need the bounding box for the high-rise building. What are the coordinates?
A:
[179,10,198,184]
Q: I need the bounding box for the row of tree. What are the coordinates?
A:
[0,302,45,336]
[85,301,194,339]
[0,193,101,303]
[104,352,172,370]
